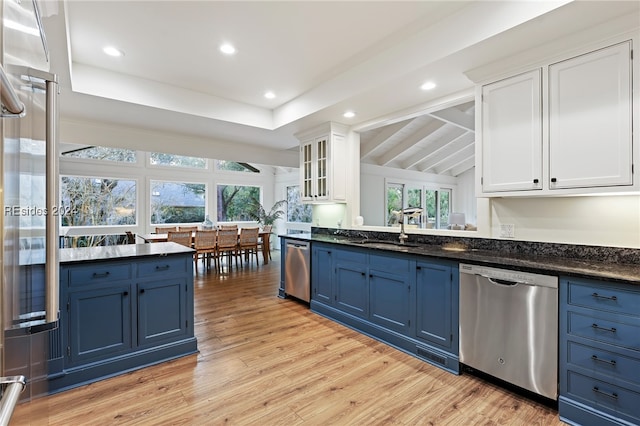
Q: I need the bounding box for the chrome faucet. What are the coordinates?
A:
[398,210,408,245]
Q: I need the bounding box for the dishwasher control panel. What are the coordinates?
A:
[460,263,558,288]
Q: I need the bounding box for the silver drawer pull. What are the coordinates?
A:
[592,292,617,301]
[592,386,618,400]
[591,355,617,366]
[592,323,617,333]
[155,265,170,271]
[92,271,110,278]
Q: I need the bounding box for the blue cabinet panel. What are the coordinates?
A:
[335,262,368,318]
[567,311,640,351]
[369,256,412,335]
[567,279,640,316]
[416,261,454,350]
[566,340,640,388]
[137,256,188,277]
[68,284,132,365]
[138,279,188,346]
[312,246,333,304]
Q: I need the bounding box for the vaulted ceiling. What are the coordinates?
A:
[33,1,639,172]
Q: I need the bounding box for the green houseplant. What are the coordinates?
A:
[247,199,287,226]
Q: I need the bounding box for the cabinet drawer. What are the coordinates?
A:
[567,340,640,387]
[369,254,411,274]
[567,311,640,350]
[565,370,640,424]
[567,280,640,316]
[137,256,188,277]
[68,263,132,287]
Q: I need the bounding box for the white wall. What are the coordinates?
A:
[490,195,640,248]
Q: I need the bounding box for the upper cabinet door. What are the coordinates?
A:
[481,69,543,193]
[549,41,632,189]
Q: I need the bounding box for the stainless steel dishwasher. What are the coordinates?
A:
[459,263,558,400]
[284,239,310,302]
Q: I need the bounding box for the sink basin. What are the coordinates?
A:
[352,240,419,248]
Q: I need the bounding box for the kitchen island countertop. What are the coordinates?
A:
[280,232,640,285]
[60,242,194,264]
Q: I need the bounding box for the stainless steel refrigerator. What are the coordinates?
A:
[1,0,59,417]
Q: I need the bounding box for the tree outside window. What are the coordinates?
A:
[286,185,312,223]
[150,180,205,224]
[216,185,260,222]
[62,146,136,163]
[150,152,206,169]
[61,176,136,226]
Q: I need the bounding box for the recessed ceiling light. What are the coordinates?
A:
[264,91,276,99]
[103,46,124,57]
[220,43,236,55]
[420,81,436,91]
[343,111,355,118]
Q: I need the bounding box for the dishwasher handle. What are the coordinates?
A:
[475,273,524,287]
[286,242,309,250]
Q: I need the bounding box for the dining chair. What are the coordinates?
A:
[257,225,272,261]
[216,228,239,272]
[218,224,238,231]
[193,230,217,270]
[237,227,259,267]
[167,231,193,248]
[155,226,177,234]
[178,226,198,232]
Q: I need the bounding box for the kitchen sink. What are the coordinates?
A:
[351,240,419,249]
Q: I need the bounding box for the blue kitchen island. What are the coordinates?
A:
[48,242,198,393]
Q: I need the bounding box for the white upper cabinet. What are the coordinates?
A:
[549,41,632,189]
[298,123,348,203]
[478,39,636,197]
[481,70,542,193]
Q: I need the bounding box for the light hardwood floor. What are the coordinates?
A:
[11,252,563,425]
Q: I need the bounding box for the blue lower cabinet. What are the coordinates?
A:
[137,278,188,346]
[310,242,459,375]
[369,254,413,335]
[67,284,133,366]
[51,253,197,393]
[335,261,368,318]
[560,277,640,426]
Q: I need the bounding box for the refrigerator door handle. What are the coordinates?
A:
[45,77,59,324]
[0,64,25,117]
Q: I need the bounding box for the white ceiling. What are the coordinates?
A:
[38,0,640,170]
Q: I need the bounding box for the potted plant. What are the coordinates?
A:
[247,199,287,226]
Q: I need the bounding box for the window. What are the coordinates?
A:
[286,185,312,223]
[150,180,205,224]
[61,176,136,226]
[386,182,452,229]
[216,184,260,222]
[150,152,206,169]
[425,188,451,229]
[61,146,136,163]
[215,160,260,173]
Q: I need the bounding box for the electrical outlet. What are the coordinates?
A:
[499,224,515,238]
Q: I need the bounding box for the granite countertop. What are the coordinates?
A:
[60,242,194,264]
[280,232,640,285]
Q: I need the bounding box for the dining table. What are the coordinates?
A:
[138,230,273,265]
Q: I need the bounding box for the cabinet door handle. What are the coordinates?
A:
[416,266,422,270]
[592,323,616,333]
[123,291,129,296]
[140,289,145,294]
[592,292,617,301]
[155,265,170,271]
[551,178,557,183]
[592,386,618,400]
[361,272,365,276]
[533,179,539,184]
[92,271,110,278]
[591,355,617,366]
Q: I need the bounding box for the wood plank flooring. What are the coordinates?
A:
[11,253,563,425]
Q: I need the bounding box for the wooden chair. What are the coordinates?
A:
[178,226,198,232]
[257,225,272,261]
[216,228,239,272]
[155,226,177,234]
[167,230,193,248]
[218,224,238,231]
[237,227,259,267]
[193,230,217,270]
